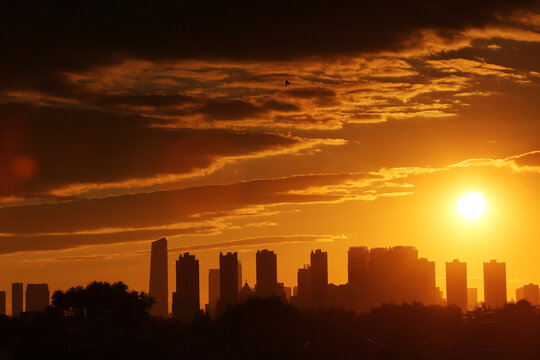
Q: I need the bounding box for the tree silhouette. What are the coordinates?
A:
[51,281,154,324]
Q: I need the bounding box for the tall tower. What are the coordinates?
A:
[172,252,200,320]
[206,269,220,316]
[149,237,168,317]
[25,284,49,312]
[310,249,328,309]
[255,249,279,298]
[219,252,239,311]
[348,246,370,312]
[11,283,23,317]
[483,260,507,309]
[297,265,311,309]
[0,291,5,315]
[446,259,468,312]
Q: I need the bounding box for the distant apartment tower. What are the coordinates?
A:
[483,260,507,308]
[206,269,220,316]
[238,261,243,293]
[297,265,311,309]
[149,237,168,317]
[0,291,5,315]
[310,249,328,309]
[446,259,468,312]
[415,257,437,306]
[25,284,49,312]
[11,283,23,317]
[348,246,369,287]
[467,288,478,311]
[172,253,200,320]
[219,252,239,310]
[516,283,539,305]
[255,249,279,297]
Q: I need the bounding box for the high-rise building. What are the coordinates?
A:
[172,252,200,320]
[0,291,5,315]
[368,247,390,307]
[11,283,23,317]
[516,283,539,305]
[255,249,279,298]
[348,246,369,286]
[446,259,468,312]
[25,283,49,312]
[310,249,328,309]
[389,246,419,303]
[467,288,478,311]
[284,286,292,301]
[483,260,507,309]
[219,252,239,311]
[415,257,437,306]
[149,237,168,317]
[237,261,242,293]
[206,269,220,316]
[297,265,311,309]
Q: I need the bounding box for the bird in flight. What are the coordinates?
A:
[285,80,290,86]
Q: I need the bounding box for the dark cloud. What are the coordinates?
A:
[2,1,537,91]
[0,173,375,236]
[200,99,299,121]
[0,102,302,197]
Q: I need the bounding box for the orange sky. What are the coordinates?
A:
[1,1,539,314]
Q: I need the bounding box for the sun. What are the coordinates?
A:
[458,192,486,220]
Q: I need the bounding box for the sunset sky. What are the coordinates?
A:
[1,1,540,313]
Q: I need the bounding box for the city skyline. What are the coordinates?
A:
[0,0,539,319]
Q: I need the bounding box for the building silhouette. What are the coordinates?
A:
[310,249,328,309]
[446,259,468,312]
[149,237,168,317]
[25,283,49,312]
[516,283,539,305]
[239,281,253,303]
[206,269,220,316]
[467,288,478,311]
[237,261,242,294]
[0,291,5,315]
[218,252,239,311]
[483,260,507,308]
[172,252,200,320]
[348,246,370,312]
[11,283,23,317]
[368,247,391,307]
[255,249,279,298]
[296,265,311,309]
[414,257,437,305]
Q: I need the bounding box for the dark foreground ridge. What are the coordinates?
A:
[1,281,540,359]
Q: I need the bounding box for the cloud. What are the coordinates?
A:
[170,234,345,253]
[2,1,537,92]
[0,102,337,199]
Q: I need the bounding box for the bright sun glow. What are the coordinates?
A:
[458,192,486,220]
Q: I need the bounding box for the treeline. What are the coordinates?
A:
[1,281,540,359]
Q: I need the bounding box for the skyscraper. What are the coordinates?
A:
[310,249,328,309]
[389,246,418,303]
[149,237,168,317]
[297,265,311,309]
[516,283,539,305]
[238,261,243,293]
[446,259,468,312]
[218,252,239,311]
[0,291,5,315]
[206,269,220,316]
[368,247,391,307]
[172,252,200,320]
[415,257,437,306]
[11,283,23,317]
[467,288,478,311]
[25,284,49,312]
[483,260,507,309]
[255,249,279,298]
[348,246,370,312]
